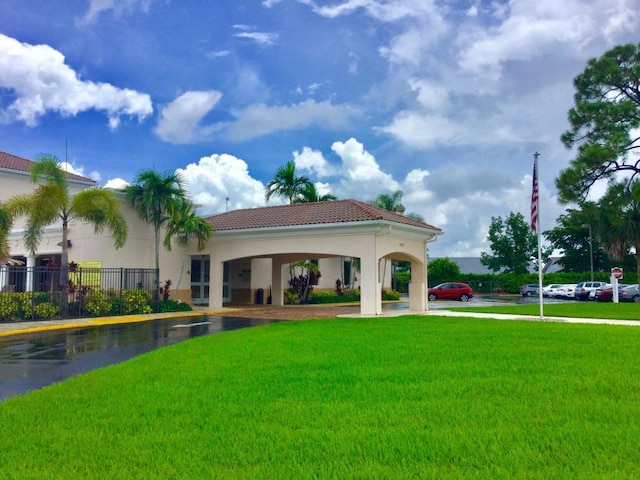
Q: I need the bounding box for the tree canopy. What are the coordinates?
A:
[163,197,213,252]
[427,257,461,286]
[265,161,313,204]
[291,183,337,203]
[0,202,13,265]
[595,180,640,278]
[480,212,539,274]
[557,43,640,203]
[369,190,404,212]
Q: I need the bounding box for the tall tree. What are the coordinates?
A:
[595,180,640,278]
[124,169,188,278]
[427,257,461,287]
[292,183,337,203]
[480,212,539,274]
[544,204,607,273]
[8,154,127,312]
[557,43,640,203]
[163,197,213,252]
[265,161,312,203]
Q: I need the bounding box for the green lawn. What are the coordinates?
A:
[2,316,640,479]
[451,301,640,320]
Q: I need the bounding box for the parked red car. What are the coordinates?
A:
[428,282,474,302]
[594,284,628,302]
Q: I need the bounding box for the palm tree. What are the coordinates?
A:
[265,161,312,203]
[369,190,404,212]
[595,180,640,279]
[368,190,408,291]
[0,202,13,265]
[8,154,127,312]
[124,169,188,281]
[163,197,213,252]
[292,183,337,203]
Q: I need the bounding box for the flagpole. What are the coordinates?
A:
[533,152,544,319]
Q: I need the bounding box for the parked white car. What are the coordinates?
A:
[558,283,577,299]
[542,284,563,297]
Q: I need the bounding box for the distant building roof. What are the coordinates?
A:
[433,257,495,274]
[206,199,442,232]
[433,256,564,274]
[0,151,96,184]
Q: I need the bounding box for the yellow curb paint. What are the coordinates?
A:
[0,310,234,338]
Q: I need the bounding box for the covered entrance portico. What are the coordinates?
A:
[204,200,441,316]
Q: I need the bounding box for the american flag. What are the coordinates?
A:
[530,158,539,232]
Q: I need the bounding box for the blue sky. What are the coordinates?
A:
[1,0,639,257]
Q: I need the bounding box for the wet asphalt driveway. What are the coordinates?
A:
[0,294,565,401]
[0,316,276,401]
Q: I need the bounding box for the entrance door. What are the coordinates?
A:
[190,256,210,305]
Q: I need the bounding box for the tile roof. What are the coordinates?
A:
[206,199,442,232]
[0,151,96,184]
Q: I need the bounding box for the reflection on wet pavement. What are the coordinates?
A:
[0,317,276,401]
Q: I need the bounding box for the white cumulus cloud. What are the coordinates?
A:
[154,90,223,144]
[0,34,153,128]
[225,100,358,141]
[178,153,266,215]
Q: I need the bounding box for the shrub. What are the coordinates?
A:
[284,289,300,305]
[158,299,192,313]
[32,302,59,319]
[0,293,21,321]
[84,289,115,317]
[382,289,403,301]
[307,289,361,304]
[121,289,153,314]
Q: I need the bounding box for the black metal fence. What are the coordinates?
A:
[0,266,159,321]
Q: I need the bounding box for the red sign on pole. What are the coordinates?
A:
[611,267,623,279]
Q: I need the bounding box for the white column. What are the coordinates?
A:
[208,258,223,310]
[0,266,8,290]
[271,259,285,306]
[26,255,36,292]
[360,252,381,315]
[408,261,426,312]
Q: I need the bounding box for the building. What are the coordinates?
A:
[1,151,443,315]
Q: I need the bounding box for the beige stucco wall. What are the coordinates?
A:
[204,222,434,315]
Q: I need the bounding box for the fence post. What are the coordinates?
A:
[119,268,124,315]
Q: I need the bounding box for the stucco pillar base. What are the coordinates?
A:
[271,260,285,306]
[409,281,426,311]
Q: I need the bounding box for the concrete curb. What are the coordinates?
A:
[0,308,232,338]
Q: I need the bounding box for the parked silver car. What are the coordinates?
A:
[619,284,640,302]
[575,281,607,301]
[520,284,539,296]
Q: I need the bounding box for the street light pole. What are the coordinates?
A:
[582,223,594,281]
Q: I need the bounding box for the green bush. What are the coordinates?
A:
[158,299,192,313]
[120,289,153,314]
[284,289,300,305]
[32,302,59,319]
[0,293,20,321]
[308,289,361,304]
[0,292,59,322]
[84,289,116,317]
[382,289,404,301]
